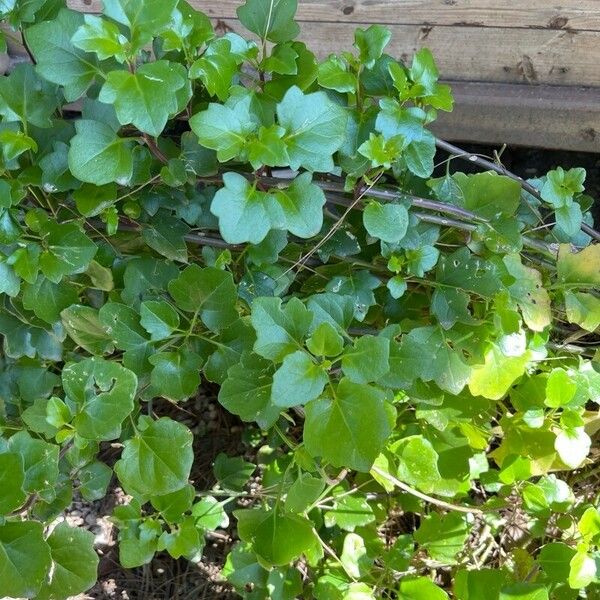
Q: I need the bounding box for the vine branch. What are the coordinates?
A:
[435,138,600,242]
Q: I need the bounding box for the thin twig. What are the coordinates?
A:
[142,134,169,164]
[371,466,485,515]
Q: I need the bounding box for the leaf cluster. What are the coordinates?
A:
[0,0,599,598]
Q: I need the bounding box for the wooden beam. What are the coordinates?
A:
[212,18,600,87]
[67,0,600,32]
[432,82,600,153]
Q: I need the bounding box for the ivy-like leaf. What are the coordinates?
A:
[63,356,137,440]
[26,8,101,101]
[99,61,188,136]
[68,119,135,185]
[304,378,396,472]
[277,86,348,172]
[237,0,300,43]
[115,417,194,497]
[0,521,52,598]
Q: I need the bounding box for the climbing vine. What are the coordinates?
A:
[0,0,599,598]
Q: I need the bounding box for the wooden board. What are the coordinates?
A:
[67,0,600,31]
[210,18,600,87]
[432,82,600,153]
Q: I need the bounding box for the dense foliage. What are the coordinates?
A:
[0,0,599,598]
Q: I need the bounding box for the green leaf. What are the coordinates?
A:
[354,25,391,68]
[304,378,396,472]
[306,321,344,357]
[271,172,326,238]
[121,256,178,307]
[271,350,328,407]
[431,288,475,330]
[71,14,128,62]
[0,453,26,514]
[236,508,315,566]
[285,474,325,513]
[251,296,312,361]
[538,542,576,584]
[102,0,178,51]
[247,124,290,169]
[139,300,179,340]
[541,166,585,207]
[8,430,59,493]
[499,583,548,600]
[0,64,60,128]
[342,335,390,384]
[393,326,471,395]
[151,484,194,523]
[363,201,408,244]
[263,42,298,74]
[317,55,356,93]
[192,495,229,530]
[68,119,134,185]
[545,368,577,408]
[555,202,582,237]
[397,576,449,600]
[436,247,501,298]
[63,356,137,440]
[452,172,521,220]
[0,260,20,297]
[190,100,256,163]
[149,350,202,402]
[569,550,596,589]
[79,461,112,501]
[0,128,37,161]
[189,38,239,101]
[393,435,441,493]
[557,243,600,287]
[564,291,600,332]
[358,133,404,169]
[415,512,469,564]
[168,264,238,332]
[555,426,590,468]
[237,0,300,43]
[115,417,194,497]
[22,275,78,324]
[218,351,280,429]
[38,220,97,283]
[38,523,98,600]
[210,172,271,244]
[99,61,187,136]
[0,521,52,598]
[26,8,100,101]
[277,85,348,172]
[142,214,189,262]
[61,305,113,354]
[324,493,375,532]
[159,516,203,560]
[99,302,148,351]
[469,345,530,400]
[503,254,551,332]
[340,533,370,578]
[213,452,255,491]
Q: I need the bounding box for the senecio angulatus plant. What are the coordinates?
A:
[0,0,598,598]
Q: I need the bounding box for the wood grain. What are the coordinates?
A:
[212,18,600,87]
[66,0,600,31]
[432,82,600,153]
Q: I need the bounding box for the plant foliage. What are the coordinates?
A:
[0,0,599,598]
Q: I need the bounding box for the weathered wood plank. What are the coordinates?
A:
[212,19,600,87]
[67,0,600,32]
[432,82,600,153]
